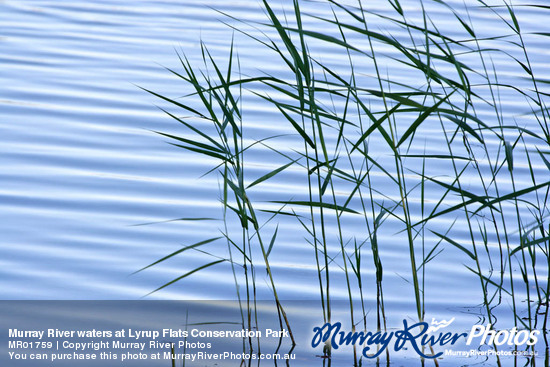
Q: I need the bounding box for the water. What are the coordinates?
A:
[1,0,548,365]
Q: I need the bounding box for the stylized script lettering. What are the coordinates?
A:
[312,319,467,359]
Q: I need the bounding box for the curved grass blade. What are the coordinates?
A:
[476,180,550,213]
[266,225,279,258]
[270,200,360,214]
[431,230,476,260]
[276,105,316,149]
[158,108,225,151]
[169,142,229,162]
[504,140,514,172]
[537,148,550,170]
[154,131,226,155]
[464,265,512,296]
[146,259,225,296]
[261,0,307,80]
[248,159,298,188]
[133,237,222,274]
[397,92,454,147]
[443,115,484,144]
[130,217,216,227]
[511,236,550,256]
[138,86,208,120]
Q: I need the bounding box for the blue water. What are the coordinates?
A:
[1,1,548,365]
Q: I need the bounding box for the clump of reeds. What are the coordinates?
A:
[143,0,549,365]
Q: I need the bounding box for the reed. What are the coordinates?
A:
[145,0,549,365]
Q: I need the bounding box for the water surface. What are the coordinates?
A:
[1,0,548,365]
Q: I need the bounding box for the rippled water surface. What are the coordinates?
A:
[1,0,549,364]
